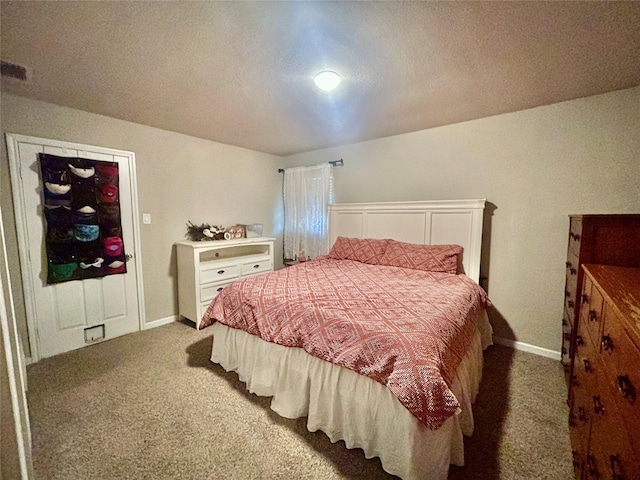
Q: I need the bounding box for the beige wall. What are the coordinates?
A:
[2,87,638,357]
[1,93,284,357]
[285,86,640,353]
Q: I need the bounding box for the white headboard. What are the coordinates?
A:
[328,199,486,283]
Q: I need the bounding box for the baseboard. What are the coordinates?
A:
[144,315,178,330]
[492,336,561,361]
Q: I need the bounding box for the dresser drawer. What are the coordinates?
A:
[575,307,600,359]
[569,371,594,469]
[580,275,604,349]
[586,368,640,480]
[565,276,578,313]
[561,313,573,367]
[566,251,579,279]
[568,217,582,257]
[241,257,272,276]
[200,263,241,284]
[599,305,640,442]
[200,281,235,302]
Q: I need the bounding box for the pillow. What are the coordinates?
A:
[326,237,389,264]
[378,241,463,274]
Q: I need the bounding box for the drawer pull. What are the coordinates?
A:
[588,310,597,322]
[563,332,572,341]
[217,270,225,275]
[217,287,224,292]
[601,335,614,352]
[565,261,572,268]
[253,264,260,269]
[587,454,599,477]
[582,294,589,304]
[572,374,579,387]
[576,335,585,347]
[562,318,567,326]
[609,455,624,480]
[572,233,581,241]
[577,406,587,423]
[617,375,636,402]
[565,290,571,298]
[593,395,605,415]
[570,267,577,275]
[568,300,575,309]
[583,359,592,373]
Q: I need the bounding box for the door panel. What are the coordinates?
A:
[7,135,143,360]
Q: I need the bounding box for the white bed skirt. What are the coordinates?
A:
[210,310,493,480]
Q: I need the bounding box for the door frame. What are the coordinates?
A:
[5,133,146,363]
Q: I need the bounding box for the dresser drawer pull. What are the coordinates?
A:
[217,270,225,275]
[588,310,597,322]
[562,318,568,326]
[570,267,577,275]
[601,335,614,352]
[582,294,589,304]
[565,261,572,268]
[565,290,571,298]
[568,300,575,309]
[587,454,599,477]
[563,332,572,341]
[217,287,224,292]
[583,359,592,373]
[572,375,579,387]
[593,395,605,415]
[253,264,260,268]
[577,406,587,423]
[570,233,581,241]
[617,375,636,402]
[609,455,625,480]
[576,335,585,347]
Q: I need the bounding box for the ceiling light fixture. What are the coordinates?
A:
[314,70,341,92]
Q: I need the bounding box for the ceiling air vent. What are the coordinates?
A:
[1,61,29,81]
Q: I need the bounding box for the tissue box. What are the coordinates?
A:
[240,223,263,238]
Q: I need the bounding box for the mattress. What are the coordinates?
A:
[210,309,492,480]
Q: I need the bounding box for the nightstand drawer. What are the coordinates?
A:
[241,258,272,276]
[200,281,234,302]
[200,264,241,284]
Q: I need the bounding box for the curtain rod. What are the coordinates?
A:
[278,159,343,173]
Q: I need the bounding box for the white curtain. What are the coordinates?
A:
[283,164,333,261]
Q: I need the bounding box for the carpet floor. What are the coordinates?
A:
[26,320,574,479]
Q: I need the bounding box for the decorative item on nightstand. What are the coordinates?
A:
[185,221,225,241]
[224,225,246,240]
[239,223,263,238]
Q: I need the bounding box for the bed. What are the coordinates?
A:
[200,200,491,480]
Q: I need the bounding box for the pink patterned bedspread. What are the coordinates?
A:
[201,257,489,429]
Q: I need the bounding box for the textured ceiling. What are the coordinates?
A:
[1,1,639,157]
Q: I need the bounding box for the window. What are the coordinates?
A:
[283,164,333,261]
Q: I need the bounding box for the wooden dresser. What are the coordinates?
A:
[561,215,640,372]
[568,264,640,480]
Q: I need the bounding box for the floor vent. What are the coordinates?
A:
[1,60,29,81]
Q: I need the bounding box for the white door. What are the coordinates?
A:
[6,134,144,361]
